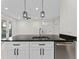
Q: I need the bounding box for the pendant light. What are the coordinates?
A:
[23,0,31,20]
[40,0,45,18]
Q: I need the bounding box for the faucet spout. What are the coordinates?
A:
[39,28,43,37]
[39,28,41,37]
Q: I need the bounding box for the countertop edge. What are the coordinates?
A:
[1,40,74,42]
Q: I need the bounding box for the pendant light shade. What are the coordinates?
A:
[40,11,45,18]
[23,0,31,20]
[40,0,45,18]
[23,11,27,19]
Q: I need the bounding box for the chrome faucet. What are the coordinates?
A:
[39,28,43,37]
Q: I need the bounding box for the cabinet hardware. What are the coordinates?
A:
[13,44,20,46]
[39,44,45,46]
[40,48,44,55]
[43,48,44,55]
[56,42,73,46]
[40,48,41,55]
[14,48,16,55]
[17,49,19,55]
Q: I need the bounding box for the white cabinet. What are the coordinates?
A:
[1,42,29,59]
[30,42,54,59]
[1,42,54,59]
[30,47,41,59]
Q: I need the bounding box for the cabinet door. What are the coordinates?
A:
[30,42,54,59]
[1,42,7,59]
[30,44,41,59]
[17,42,29,59]
[40,42,54,59]
[43,48,54,59]
[1,42,17,59]
[1,42,29,59]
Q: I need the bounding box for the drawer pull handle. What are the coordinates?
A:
[39,44,45,46]
[17,49,19,55]
[40,48,41,55]
[43,48,44,55]
[40,48,44,55]
[14,48,16,55]
[13,44,20,46]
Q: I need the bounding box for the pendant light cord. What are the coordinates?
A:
[42,0,44,11]
[23,0,31,20]
[24,0,26,11]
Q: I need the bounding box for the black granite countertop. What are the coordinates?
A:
[1,38,74,42]
[1,34,76,42]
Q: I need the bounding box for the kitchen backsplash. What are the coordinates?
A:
[12,17,60,36]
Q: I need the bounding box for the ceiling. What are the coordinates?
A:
[1,0,60,20]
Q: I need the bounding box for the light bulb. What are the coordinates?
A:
[36,8,39,11]
[40,11,45,18]
[23,11,27,17]
[4,8,8,10]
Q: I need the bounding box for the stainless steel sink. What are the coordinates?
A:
[12,35,59,40]
[32,36,50,40]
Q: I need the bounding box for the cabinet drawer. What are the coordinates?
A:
[30,42,54,49]
[2,42,29,47]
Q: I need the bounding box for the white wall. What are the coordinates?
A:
[12,0,77,36]
[60,0,77,36]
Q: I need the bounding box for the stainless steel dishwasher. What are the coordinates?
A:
[55,41,76,59]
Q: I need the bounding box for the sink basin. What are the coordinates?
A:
[32,36,50,40]
[13,35,59,40]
